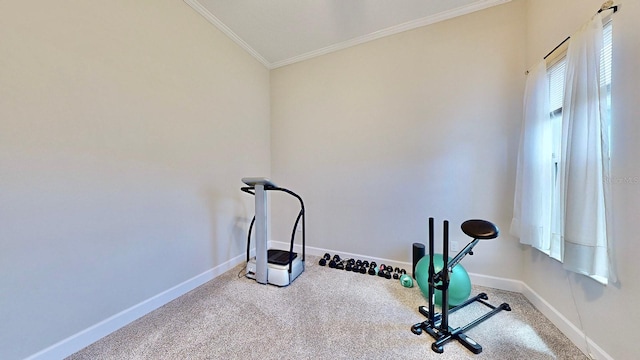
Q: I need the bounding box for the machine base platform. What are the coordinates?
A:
[246,251,304,287]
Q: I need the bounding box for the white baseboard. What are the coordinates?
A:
[27,243,613,360]
[468,272,525,293]
[519,283,613,360]
[25,253,247,360]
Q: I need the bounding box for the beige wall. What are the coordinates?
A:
[524,1,640,358]
[0,1,270,359]
[270,1,526,279]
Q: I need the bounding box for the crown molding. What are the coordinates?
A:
[185,0,512,70]
[183,0,271,68]
[270,0,512,69]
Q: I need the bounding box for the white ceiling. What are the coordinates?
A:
[184,0,511,69]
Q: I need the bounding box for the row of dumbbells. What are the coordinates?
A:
[318,253,407,280]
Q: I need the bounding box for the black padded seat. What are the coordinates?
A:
[461,219,499,240]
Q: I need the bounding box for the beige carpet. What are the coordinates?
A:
[68,256,587,359]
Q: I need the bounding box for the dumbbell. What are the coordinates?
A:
[329,254,341,268]
[393,267,407,275]
[379,264,393,279]
[377,264,387,277]
[318,253,331,266]
[342,259,356,271]
[382,267,393,279]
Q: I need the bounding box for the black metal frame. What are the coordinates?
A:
[411,218,511,354]
[241,184,305,274]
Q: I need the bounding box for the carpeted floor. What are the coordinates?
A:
[68,256,587,359]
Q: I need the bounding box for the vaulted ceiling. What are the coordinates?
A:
[184,0,511,69]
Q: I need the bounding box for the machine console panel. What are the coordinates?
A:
[242,177,277,187]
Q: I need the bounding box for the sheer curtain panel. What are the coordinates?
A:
[559,12,614,283]
[511,60,553,252]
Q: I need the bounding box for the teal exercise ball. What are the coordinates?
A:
[414,254,471,308]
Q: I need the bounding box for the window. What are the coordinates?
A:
[512,15,614,284]
[547,58,565,259]
[545,20,613,280]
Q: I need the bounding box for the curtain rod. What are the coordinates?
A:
[543,36,571,60]
[543,5,618,60]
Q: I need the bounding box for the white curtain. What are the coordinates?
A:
[511,60,553,252]
[559,12,614,283]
